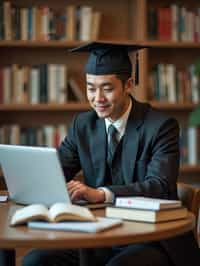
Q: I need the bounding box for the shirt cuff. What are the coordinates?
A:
[98,187,115,203]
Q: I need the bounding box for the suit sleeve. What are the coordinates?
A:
[107,118,180,199]
[58,117,81,181]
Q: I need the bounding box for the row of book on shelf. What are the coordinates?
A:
[0,124,67,148]
[10,196,187,233]
[0,64,86,104]
[149,63,200,103]
[0,124,199,166]
[0,2,101,41]
[148,4,200,42]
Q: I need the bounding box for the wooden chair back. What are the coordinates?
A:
[177,182,200,246]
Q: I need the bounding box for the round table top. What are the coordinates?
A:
[0,202,195,249]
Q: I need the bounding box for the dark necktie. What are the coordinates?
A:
[107,124,118,165]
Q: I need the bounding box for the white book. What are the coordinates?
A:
[91,11,101,40]
[106,206,187,223]
[16,68,24,103]
[43,125,54,147]
[57,64,67,103]
[4,1,12,40]
[189,65,199,103]
[171,4,178,41]
[115,197,182,210]
[48,64,57,103]
[30,67,40,104]
[166,64,176,103]
[80,6,93,41]
[20,8,28,41]
[188,127,198,165]
[28,217,122,233]
[10,125,20,145]
[41,6,50,41]
[66,5,76,41]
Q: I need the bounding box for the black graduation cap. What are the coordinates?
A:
[70,41,148,85]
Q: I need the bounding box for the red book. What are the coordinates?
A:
[158,7,172,41]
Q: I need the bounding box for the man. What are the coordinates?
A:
[21,42,199,265]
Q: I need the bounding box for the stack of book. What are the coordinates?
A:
[106,197,188,223]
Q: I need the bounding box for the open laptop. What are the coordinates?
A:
[0,144,71,206]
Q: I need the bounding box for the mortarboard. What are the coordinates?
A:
[70,41,149,85]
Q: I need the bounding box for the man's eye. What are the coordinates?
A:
[87,87,96,92]
[104,87,113,92]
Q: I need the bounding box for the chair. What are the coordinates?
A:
[177,182,200,247]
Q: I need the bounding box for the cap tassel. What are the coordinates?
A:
[135,51,139,85]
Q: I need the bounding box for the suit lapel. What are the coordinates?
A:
[122,98,148,184]
[90,118,107,186]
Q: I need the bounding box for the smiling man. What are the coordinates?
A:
[21,42,200,266]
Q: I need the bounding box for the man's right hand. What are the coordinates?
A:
[67,180,105,203]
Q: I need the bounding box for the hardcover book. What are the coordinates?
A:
[115,197,182,210]
[106,206,188,223]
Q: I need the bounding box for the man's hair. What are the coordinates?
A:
[115,73,131,86]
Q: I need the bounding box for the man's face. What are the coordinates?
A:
[86,74,132,121]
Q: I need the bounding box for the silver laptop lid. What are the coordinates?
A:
[0,144,71,206]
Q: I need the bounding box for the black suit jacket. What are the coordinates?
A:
[58,98,200,266]
[59,98,179,199]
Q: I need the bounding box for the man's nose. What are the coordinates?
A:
[95,90,105,101]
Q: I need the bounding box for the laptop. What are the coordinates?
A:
[0,144,71,206]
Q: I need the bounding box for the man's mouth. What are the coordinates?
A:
[95,105,109,111]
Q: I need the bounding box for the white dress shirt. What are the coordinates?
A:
[98,98,133,203]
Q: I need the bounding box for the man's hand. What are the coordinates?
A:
[67,180,105,203]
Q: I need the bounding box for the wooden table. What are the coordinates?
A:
[0,202,195,265]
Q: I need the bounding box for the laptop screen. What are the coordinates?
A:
[0,144,71,206]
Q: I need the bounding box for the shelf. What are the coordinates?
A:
[0,40,87,48]
[0,103,91,111]
[180,165,200,173]
[150,101,198,111]
[0,39,148,48]
[145,41,200,48]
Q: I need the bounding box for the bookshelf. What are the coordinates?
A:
[0,0,199,184]
[139,0,200,183]
[0,0,141,137]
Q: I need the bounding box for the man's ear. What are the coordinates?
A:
[125,77,134,93]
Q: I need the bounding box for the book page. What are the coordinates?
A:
[49,203,96,222]
[10,204,50,226]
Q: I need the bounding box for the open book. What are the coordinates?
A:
[10,203,96,226]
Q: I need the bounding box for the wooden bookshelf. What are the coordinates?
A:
[0,103,90,111]
[144,0,200,184]
[0,40,85,47]
[144,41,200,48]
[180,166,200,174]
[150,101,198,111]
